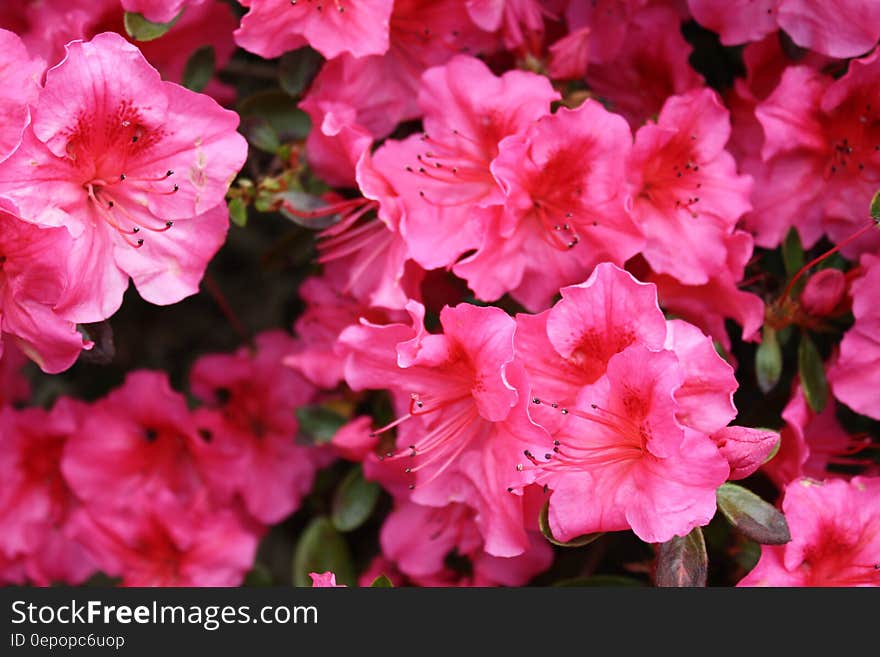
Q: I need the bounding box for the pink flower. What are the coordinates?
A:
[514,262,668,415]
[299,100,372,188]
[547,26,591,81]
[310,571,346,587]
[629,87,752,285]
[0,343,30,407]
[235,0,394,59]
[688,0,880,58]
[829,254,880,420]
[751,51,880,255]
[465,0,545,49]
[0,203,88,374]
[711,426,780,480]
[286,272,400,388]
[341,301,548,556]
[0,400,99,586]
[0,29,43,164]
[645,230,765,350]
[74,492,260,587]
[532,344,730,544]
[563,0,651,64]
[121,0,207,24]
[765,382,866,488]
[299,1,495,142]
[0,32,245,324]
[586,6,702,129]
[388,55,559,271]
[739,477,880,586]
[62,370,209,512]
[457,100,643,311]
[380,500,552,586]
[800,268,847,317]
[190,331,329,525]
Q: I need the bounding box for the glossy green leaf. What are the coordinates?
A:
[870,189,880,221]
[279,47,323,97]
[798,333,828,412]
[538,501,603,548]
[239,91,311,141]
[123,11,181,41]
[331,466,381,532]
[370,575,394,588]
[755,325,782,393]
[716,483,791,545]
[182,46,215,92]
[296,405,347,444]
[781,227,804,279]
[292,517,355,587]
[228,197,248,228]
[655,527,707,587]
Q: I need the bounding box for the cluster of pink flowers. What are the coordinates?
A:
[0,332,332,586]
[1,0,878,587]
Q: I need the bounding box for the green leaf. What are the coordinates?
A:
[240,116,281,155]
[655,527,707,587]
[552,575,644,587]
[292,517,355,587]
[538,501,603,548]
[716,482,791,545]
[755,325,782,393]
[228,197,248,228]
[781,228,804,279]
[182,46,216,93]
[370,575,394,588]
[870,189,880,221]
[331,465,381,532]
[238,91,311,141]
[798,333,828,412]
[296,405,347,444]
[279,47,324,97]
[123,11,181,42]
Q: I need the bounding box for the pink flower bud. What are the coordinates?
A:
[711,426,780,480]
[801,268,846,317]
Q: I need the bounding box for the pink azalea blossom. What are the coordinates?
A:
[457,100,643,311]
[380,499,552,586]
[739,477,880,586]
[644,230,765,350]
[62,370,210,512]
[0,29,42,164]
[465,0,546,49]
[563,0,651,64]
[0,202,88,374]
[629,87,752,285]
[284,271,405,388]
[0,400,99,586]
[829,254,880,420]
[547,26,590,81]
[751,50,880,255]
[74,492,260,587]
[0,343,30,407]
[514,262,668,417]
[0,32,245,324]
[586,6,702,129]
[532,344,730,544]
[235,0,394,60]
[688,0,880,58]
[190,330,329,525]
[800,268,847,318]
[341,301,548,556]
[388,55,559,271]
[299,1,495,143]
[309,571,346,587]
